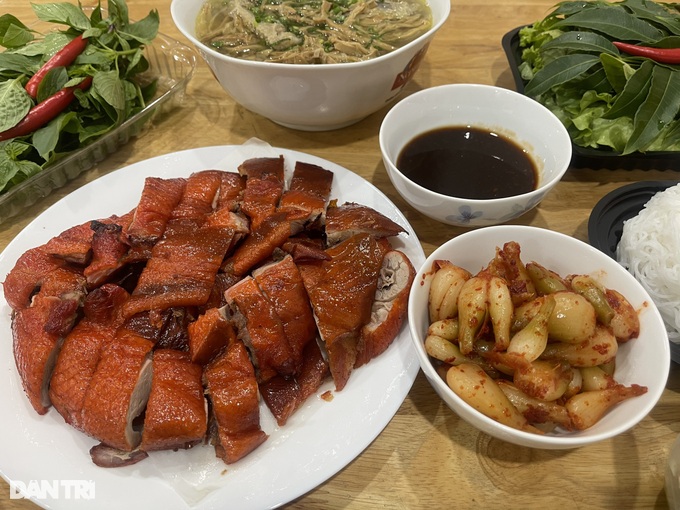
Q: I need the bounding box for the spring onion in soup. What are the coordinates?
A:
[195,0,433,64]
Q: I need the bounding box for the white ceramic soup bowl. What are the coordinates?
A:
[380,84,572,227]
[408,225,670,449]
[170,0,450,131]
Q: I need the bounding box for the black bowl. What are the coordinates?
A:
[588,180,680,363]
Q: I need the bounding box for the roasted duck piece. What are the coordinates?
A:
[84,221,130,288]
[187,307,237,365]
[140,349,207,451]
[223,276,296,382]
[298,233,391,390]
[325,202,407,246]
[49,284,130,429]
[12,268,86,414]
[278,161,334,227]
[204,340,268,464]
[355,250,415,367]
[43,221,96,265]
[3,246,66,311]
[215,171,246,212]
[80,331,154,451]
[223,211,296,276]
[252,254,317,373]
[167,170,223,230]
[238,156,285,230]
[259,340,329,426]
[126,177,187,246]
[123,225,235,318]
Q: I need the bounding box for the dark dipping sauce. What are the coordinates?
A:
[396,126,538,200]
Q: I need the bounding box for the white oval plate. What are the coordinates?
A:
[0,143,425,510]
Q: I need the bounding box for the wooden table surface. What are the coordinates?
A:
[1,0,680,508]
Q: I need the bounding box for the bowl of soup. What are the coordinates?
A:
[379,83,572,227]
[170,0,450,131]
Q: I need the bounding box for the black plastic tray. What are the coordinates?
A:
[502,26,680,171]
[587,180,680,363]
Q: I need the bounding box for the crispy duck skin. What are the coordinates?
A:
[3,246,66,311]
[204,340,267,464]
[278,161,334,225]
[224,211,295,276]
[43,221,95,265]
[259,339,329,426]
[253,254,317,372]
[216,171,246,212]
[81,331,154,451]
[166,170,224,231]
[355,250,416,368]
[12,268,86,414]
[298,233,391,390]
[325,202,407,246]
[224,276,296,382]
[49,284,130,429]
[187,307,237,365]
[140,349,207,451]
[238,156,285,231]
[84,221,129,288]
[281,236,331,263]
[123,225,235,318]
[127,177,187,246]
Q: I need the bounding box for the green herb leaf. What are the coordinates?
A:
[92,70,126,116]
[624,65,680,154]
[623,0,680,36]
[0,79,32,132]
[31,3,92,31]
[540,31,619,56]
[0,15,34,48]
[603,59,653,119]
[600,53,630,94]
[524,54,601,97]
[553,5,665,43]
[120,10,160,45]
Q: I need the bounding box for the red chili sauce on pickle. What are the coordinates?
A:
[396,126,538,200]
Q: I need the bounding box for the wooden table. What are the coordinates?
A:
[1,0,679,508]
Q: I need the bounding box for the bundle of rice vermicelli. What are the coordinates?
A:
[616,183,680,343]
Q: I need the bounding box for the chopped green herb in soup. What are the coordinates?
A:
[195,0,433,64]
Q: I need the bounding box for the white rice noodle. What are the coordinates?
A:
[617,183,680,343]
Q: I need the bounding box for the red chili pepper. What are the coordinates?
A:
[0,76,93,142]
[613,41,680,64]
[25,34,88,99]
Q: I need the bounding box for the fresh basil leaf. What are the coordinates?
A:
[553,5,665,43]
[540,31,619,56]
[0,17,34,49]
[107,0,130,27]
[36,66,69,102]
[0,53,39,75]
[524,54,601,97]
[624,65,680,154]
[0,150,41,192]
[120,10,159,45]
[14,32,71,58]
[603,59,654,119]
[32,111,77,160]
[31,3,92,31]
[0,79,32,132]
[92,70,126,115]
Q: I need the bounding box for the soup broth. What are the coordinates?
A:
[195,0,433,64]
[396,126,538,200]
